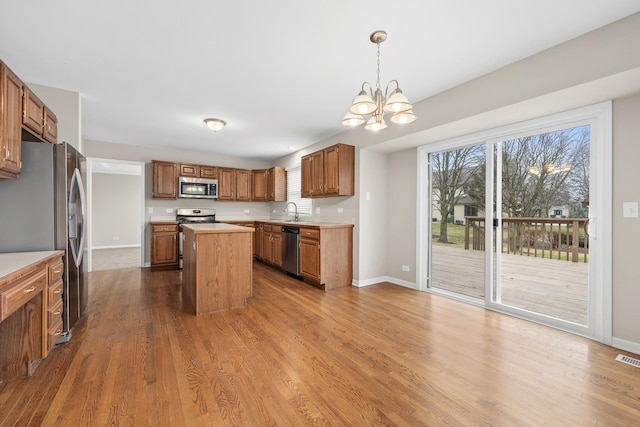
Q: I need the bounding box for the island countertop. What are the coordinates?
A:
[182,223,255,234]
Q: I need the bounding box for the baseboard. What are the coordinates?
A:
[92,244,141,250]
[612,337,640,356]
[352,276,417,290]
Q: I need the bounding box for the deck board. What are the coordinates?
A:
[431,245,588,324]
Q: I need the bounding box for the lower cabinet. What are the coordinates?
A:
[260,224,282,267]
[0,251,64,382]
[299,226,353,290]
[150,222,179,268]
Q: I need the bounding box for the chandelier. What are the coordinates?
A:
[342,30,416,131]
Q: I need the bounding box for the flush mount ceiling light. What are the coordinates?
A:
[204,118,226,132]
[342,30,416,131]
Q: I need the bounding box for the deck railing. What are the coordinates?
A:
[464,216,589,263]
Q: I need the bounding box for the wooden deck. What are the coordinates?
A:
[431,244,589,324]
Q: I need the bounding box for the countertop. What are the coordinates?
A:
[182,223,255,234]
[0,251,63,280]
[223,219,354,229]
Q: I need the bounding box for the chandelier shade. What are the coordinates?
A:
[342,30,416,131]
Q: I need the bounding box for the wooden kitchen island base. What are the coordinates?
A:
[182,223,254,315]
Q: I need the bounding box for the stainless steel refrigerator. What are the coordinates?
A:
[0,141,88,343]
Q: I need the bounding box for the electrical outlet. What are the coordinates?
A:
[243,209,250,214]
[113,236,120,241]
[337,208,344,213]
[166,208,174,214]
[402,265,410,272]
[316,207,321,214]
[148,207,154,214]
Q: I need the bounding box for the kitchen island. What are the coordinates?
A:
[181,223,254,315]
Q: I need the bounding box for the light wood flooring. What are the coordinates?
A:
[1,262,639,426]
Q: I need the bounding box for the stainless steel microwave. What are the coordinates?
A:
[178,177,218,199]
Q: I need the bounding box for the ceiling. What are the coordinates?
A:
[1,1,639,161]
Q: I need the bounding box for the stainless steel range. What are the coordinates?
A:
[176,208,218,268]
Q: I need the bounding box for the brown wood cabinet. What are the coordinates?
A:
[152,161,178,199]
[179,163,218,179]
[150,222,179,268]
[218,167,236,200]
[301,144,354,198]
[299,225,353,290]
[254,222,264,258]
[252,167,286,201]
[0,62,23,178]
[235,169,251,201]
[259,224,282,267]
[251,169,269,201]
[0,251,64,382]
[22,87,58,144]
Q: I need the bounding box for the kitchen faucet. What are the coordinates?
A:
[284,202,299,222]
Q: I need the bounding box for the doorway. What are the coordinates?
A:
[418,102,612,342]
[86,158,145,272]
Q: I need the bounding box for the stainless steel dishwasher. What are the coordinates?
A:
[281,225,300,276]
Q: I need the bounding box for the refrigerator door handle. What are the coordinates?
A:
[69,168,87,267]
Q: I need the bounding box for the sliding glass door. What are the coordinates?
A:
[418,103,611,342]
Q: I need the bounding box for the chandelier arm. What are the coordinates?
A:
[384,80,400,98]
[361,81,374,97]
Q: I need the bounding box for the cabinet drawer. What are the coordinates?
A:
[48,297,63,327]
[48,259,64,284]
[262,224,272,233]
[152,224,178,233]
[47,318,63,353]
[300,228,320,241]
[0,270,46,321]
[48,280,63,304]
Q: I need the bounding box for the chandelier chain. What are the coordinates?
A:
[376,42,381,90]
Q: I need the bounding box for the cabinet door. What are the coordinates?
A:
[43,106,57,143]
[200,166,218,179]
[268,167,286,201]
[180,164,199,177]
[218,168,236,200]
[23,86,45,137]
[0,65,23,177]
[251,169,268,201]
[152,161,178,199]
[301,155,312,198]
[272,231,283,267]
[323,145,340,196]
[151,233,178,266]
[300,239,320,282]
[235,169,251,201]
[262,231,273,262]
[255,223,264,259]
[310,151,324,197]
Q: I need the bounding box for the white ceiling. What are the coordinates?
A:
[1,1,639,161]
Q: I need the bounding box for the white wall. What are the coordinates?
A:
[91,173,141,247]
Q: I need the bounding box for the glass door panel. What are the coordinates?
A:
[429,143,486,299]
[491,125,591,326]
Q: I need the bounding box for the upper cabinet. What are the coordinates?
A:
[235,169,251,201]
[301,143,354,198]
[0,63,23,178]
[1,60,59,178]
[22,87,58,144]
[179,163,219,179]
[217,167,236,200]
[152,160,178,199]
[252,167,286,202]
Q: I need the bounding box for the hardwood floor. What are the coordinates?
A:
[1,262,639,426]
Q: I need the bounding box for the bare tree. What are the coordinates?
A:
[431,146,484,243]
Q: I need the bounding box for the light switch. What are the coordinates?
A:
[148,207,154,214]
[366,191,371,201]
[623,202,638,218]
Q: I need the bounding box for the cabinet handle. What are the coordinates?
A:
[53,269,62,274]
[53,310,62,315]
[54,288,62,294]
[3,147,9,160]
[54,328,63,336]
[174,235,177,240]
[23,286,37,294]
